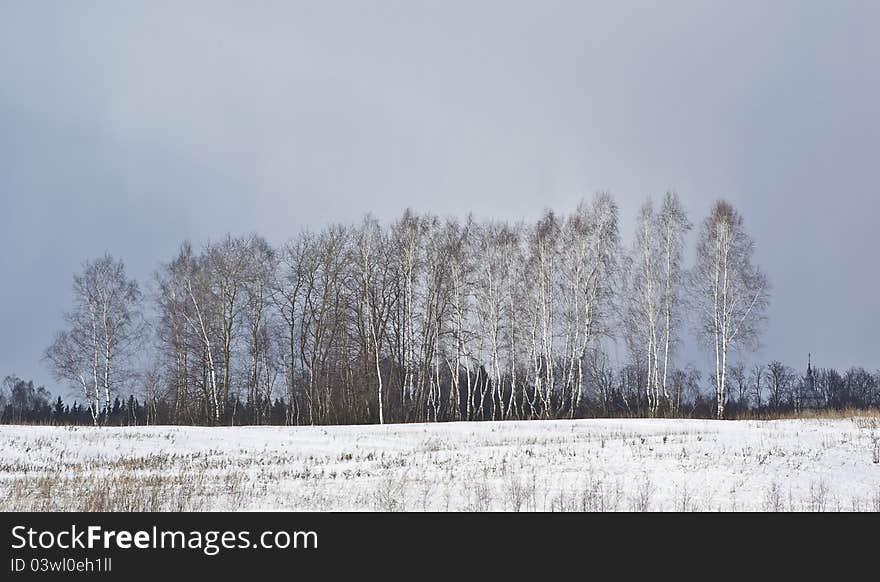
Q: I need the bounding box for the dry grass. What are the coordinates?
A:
[732,408,880,423]
[0,458,254,511]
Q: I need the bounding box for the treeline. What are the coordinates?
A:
[0,376,291,425]
[724,362,880,416]
[5,363,879,425]
[31,192,872,426]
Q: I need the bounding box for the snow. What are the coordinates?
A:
[1,418,878,511]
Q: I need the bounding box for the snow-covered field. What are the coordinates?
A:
[1,418,879,511]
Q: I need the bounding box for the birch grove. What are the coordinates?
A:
[44,195,772,425]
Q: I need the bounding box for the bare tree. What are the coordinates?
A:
[158,242,223,423]
[243,236,277,423]
[354,216,397,424]
[474,221,515,420]
[625,199,661,414]
[205,236,251,420]
[418,217,454,422]
[45,254,142,425]
[527,211,561,417]
[389,210,425,421]
[625,192,689,416]
[561,193,620,417]
[141,362,167,425]
[843,367,876,409]
[586,348,616,415]
[765,361,795,411]
[656,192,692,404]
[728,362,749,410]
[272,235,311,425]
[692,201,769,419]
[299,226,349,424]
[442,217,476,421]
[749,363,766,411]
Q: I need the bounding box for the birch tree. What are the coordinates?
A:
[161,243,223,423]
[442,217,475,421]
[272,236,310,425]
[154,263,191,423]
[243,236,276,423]
[419,218,455,422]
[45,254,142,425]
[354,216,397,424]
[625,200,661,414]
[45,327,100,425]
[527,211,561,417]
[205,236,251,419]
[562,194,620,417]
[656,192,691,404]
[389,211,425,420]
[625,192,690,415]
[692,201,769,419]
[474,222,510,420]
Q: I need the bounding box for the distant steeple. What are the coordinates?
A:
[801,353,821,410]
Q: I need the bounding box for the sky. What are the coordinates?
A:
[1,1,879,396]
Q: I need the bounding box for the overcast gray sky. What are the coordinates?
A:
[2,1,878,395]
